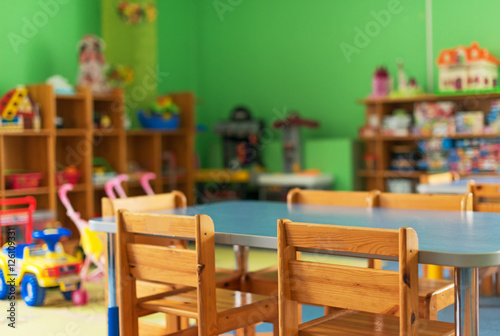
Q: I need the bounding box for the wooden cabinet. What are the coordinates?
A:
[0,84,195,240]
[358,93,500,192]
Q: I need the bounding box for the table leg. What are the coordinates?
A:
[107,232,119,336]
[454,267,479,336]
[234,245,249,274]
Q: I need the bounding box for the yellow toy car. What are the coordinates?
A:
[0,228,82,306]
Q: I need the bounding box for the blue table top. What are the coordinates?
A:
[417,176,500,194]
[89,200,500,268]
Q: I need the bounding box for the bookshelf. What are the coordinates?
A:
[0,84,196,241]
[358,92,500,192]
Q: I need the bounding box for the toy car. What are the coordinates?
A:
[0,228,83,306]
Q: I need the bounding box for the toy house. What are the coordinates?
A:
[437,42,500,92]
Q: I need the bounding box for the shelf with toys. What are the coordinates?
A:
[0,82,196,240]
[91,91,196,213]
[358,42,500,193]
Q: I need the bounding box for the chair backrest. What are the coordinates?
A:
[101,191,187,217]
[117,210,217,335]
[468,181,500,212]
[278,219,419,335]
[419,172,459,185]
[102,191,187,248]
[374,192,472,211]
[287,188,378,207]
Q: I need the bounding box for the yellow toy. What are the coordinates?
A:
[0,86,27,121]
[0,227,82,306]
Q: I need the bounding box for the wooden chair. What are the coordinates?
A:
[468,181,500,212]
[117,210,278,336]
[287,188,379,207]
[467,181,500,296]
[278,219,455,335]
[419,172,460,185]
[244,189,379,296]
[374,191,472,320]
[103,192,242,291]
[375,191,471,212]
[102,191,241,333]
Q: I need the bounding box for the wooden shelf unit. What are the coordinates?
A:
[0,84,196,239]
[358,92,500,191]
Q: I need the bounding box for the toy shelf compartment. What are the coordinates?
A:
[55,87,92,130]
[161,134,189,186]
[55,136,91,186]
[1,135,51,190]
[92,89,124,134]
[126,133,161,196]
[93,136,124,177]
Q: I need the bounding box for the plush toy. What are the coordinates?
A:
[77,35,110,94]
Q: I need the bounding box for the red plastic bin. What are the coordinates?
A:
[55,170,81,186]
[5,172,43,189]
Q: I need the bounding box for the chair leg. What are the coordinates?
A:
[422,264,428,278]
[420,302,430,320]
[427,296,438,321]
[180,317,190,329]
[235,326,255,336]
[497,269,500,295]
[481,275,494,296]
[368,258,382,269]
[165,315,180,332]
[272,317,279,336]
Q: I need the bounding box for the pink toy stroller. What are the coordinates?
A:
[58,184,106,305]
[104,172,156,199]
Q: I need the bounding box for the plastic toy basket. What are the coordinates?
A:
[4,170,43,189]
[56,170,81,186]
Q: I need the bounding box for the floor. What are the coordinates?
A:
[1,246,499,335]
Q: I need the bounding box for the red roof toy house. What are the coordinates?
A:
[437,42,500,93]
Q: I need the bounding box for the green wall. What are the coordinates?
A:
[158,0,500,190]
[194,0,427,166]
[0,0,101,94]
[157,0,198,94]
[102,0,158,127]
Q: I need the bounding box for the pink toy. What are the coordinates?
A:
[371,66,391,98]
[104,174,129,199]
[104,172,157,199]
[59,184,106,306]
[140,172,156,196]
